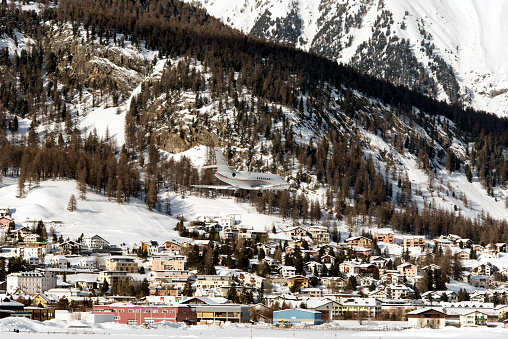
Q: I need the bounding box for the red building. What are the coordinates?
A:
[0,216,13,228]
[93,303,197,325]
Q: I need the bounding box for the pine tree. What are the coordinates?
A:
[101,279,109,295]
[116,178,124,203]
[258,248,265,260]
[320,264,328,277]
[465,164,472,182]
[17,173,25,198]
[139,278,150,297]
[146,179,157,211]
[165,194,171,215]
[227,284,238,303]
[187,245,201,268]
[373,267,380,280]
[182,279,193,297]
[452,253,463,280]
[257,281,265,303]
[77,168,87,200]
[67,194,77,212]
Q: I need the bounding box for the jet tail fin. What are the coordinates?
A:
[215,147,233,172]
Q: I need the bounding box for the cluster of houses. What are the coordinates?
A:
[2,210,508,329]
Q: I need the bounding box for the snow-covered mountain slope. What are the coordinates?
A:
[3,0,508,248]
[185,0,508,116]
[0,177,288,246]
[0,177,178,247]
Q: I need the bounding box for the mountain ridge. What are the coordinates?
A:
[1,0,508,246]
[185,0,508,117]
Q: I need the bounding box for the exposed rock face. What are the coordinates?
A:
[157,129,218,154]
[45,24,147,96]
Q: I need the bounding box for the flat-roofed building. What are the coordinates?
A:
[152,255,186,271]
[403,236,425,249]
[99,271,131,285]
[7,270,57,294]
[93,303,197,325]
[17,242,48,259]
[106,257,138,273]
[308,226,329,244]
[374,231,394,244]
[181,297,250,323]
[194,275,231,290]
[273,309,322,325]
[24,307,55,322]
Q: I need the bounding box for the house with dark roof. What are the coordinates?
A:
[407,308,446,328]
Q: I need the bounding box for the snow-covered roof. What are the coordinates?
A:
[273,308,321,314]
[0,299,24,307]
[406,307,445,315]
[445,308,497,316]
[341,298,379,307]
[346,236,370,242]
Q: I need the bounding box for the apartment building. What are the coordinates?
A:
[403,236,426,249]
[17,242,48,259]
[194,275,232,289]
[397,263,418,278]
[308,226,330,244]
[99,271,132,285]
[152,255,186,271]
[345,236,373,248]
[7,270,57,294]
[106,257,138,273]
[374,231,395,244]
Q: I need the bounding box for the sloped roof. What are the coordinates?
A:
[407,307,445,315]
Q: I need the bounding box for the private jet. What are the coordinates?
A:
[193,147,290,195]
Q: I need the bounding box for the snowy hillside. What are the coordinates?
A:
[0,176,289,247]
[2,0,508,250]
[185,0,508,116]
[0,177,179,247]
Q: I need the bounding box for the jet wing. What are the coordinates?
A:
[242,183,290,190]
[192,185,236,190]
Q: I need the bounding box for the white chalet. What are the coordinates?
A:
[280,265,297,278]
[83,235,110,250]
[77,257,97,270]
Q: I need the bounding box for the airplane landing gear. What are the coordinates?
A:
[257,191,263,197]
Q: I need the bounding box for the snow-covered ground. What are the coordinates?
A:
[0,317,508,339]
[0,175,290,247]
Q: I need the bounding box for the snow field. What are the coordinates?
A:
[1,317,508,339]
